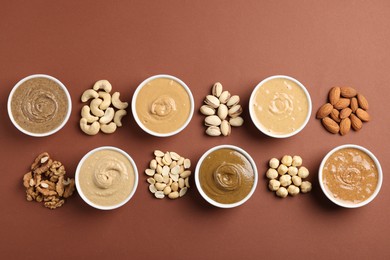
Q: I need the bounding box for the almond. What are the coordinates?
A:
[350,97,358,113]
[328,87,340,105]
[356,108,371,122]
[316,103,333,119]
[321,117,339,134]
[339,118,351,136]
[350,114,362,131]
[340,87,357,98]
[339,107,352,119]
[334,98,351,110]
[357,93,369,110]
[330,109,341,123]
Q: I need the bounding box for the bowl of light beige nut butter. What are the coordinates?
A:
[75,146,139,210]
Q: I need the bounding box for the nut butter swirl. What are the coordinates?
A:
[92,156,129,196]
[150,95,177,119]
[21,88,58,123]
[199,148,255,204]
[268,92,293,120]
[323,148,378,204]
[213,163,242,192]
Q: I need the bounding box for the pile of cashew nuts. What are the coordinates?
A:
[80,80,128,135]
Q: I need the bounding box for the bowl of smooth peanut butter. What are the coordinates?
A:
[8,74,72,137]
[319,144,382,208]
[131,74,194,137]
[75,146,138,210]
[249,75,312,138]
[195,145,258,208]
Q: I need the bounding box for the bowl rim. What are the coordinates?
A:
[318,144,383,208]
[131,74,195,137]
[249,75,312,138]
[75,146,139,210]
[194,144,258,208]
[7,74,72,137]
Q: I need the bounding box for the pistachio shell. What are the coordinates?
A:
[205,126,221,136]
[220,120,231,136]
[229,116,244,127]
[219,91,231,104]
[226,95,240,107]
[217,104,228,120]
[204,95,220,108]
[212,82,223,97]
[200,105,216,116]
[228,104,242,118]
[204,115,222,126]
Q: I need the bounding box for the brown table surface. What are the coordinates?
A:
[1,1,389,259]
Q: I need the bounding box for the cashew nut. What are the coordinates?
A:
[98,91,111,110]
[90,98,105,117]
[111,92,128,109]
[114,109,127,127]
[81,105,99,123]
[99,107,115,124]
[93,80,112,93]
[81,89,99,102]
[80,118,100,135]
[100,122,117,134]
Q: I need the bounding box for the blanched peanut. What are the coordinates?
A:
[266,168,278,179]
[269,158,280,169]
[276,187,288,198]
[301,181,312,193]
[268,179,280,191]
[298,167,309,178]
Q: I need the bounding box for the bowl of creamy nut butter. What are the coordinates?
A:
[8,74,72,137]
[319,144,382,208]
[76,146,139,210]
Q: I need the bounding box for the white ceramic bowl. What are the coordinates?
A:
[249,75,312,138]
[195,145,258,208]
[318,144,383,208]
[75,146,139,210]
[131,74,194,137]
[7,74,72,137]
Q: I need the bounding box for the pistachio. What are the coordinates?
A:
[200,105,216,116]
[226,95,240,107]
[220,120,231,136]
[229,116,244,127]
[204,95,220,108]
[217,104,228,120]
[219,90,231,104]
[212,82,223,97]
[206,126,221,136]
[228,104,243,118]
[205,115,222,126]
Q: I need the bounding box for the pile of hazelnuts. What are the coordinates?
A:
[266,155,312,198]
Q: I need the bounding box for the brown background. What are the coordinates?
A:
[0,1,389,259]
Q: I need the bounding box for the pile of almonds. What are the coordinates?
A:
[22,152,75,209]
[145,150,191,199]
[200,82,244,136]
[266,155,312,198]
[316,86,370,135]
